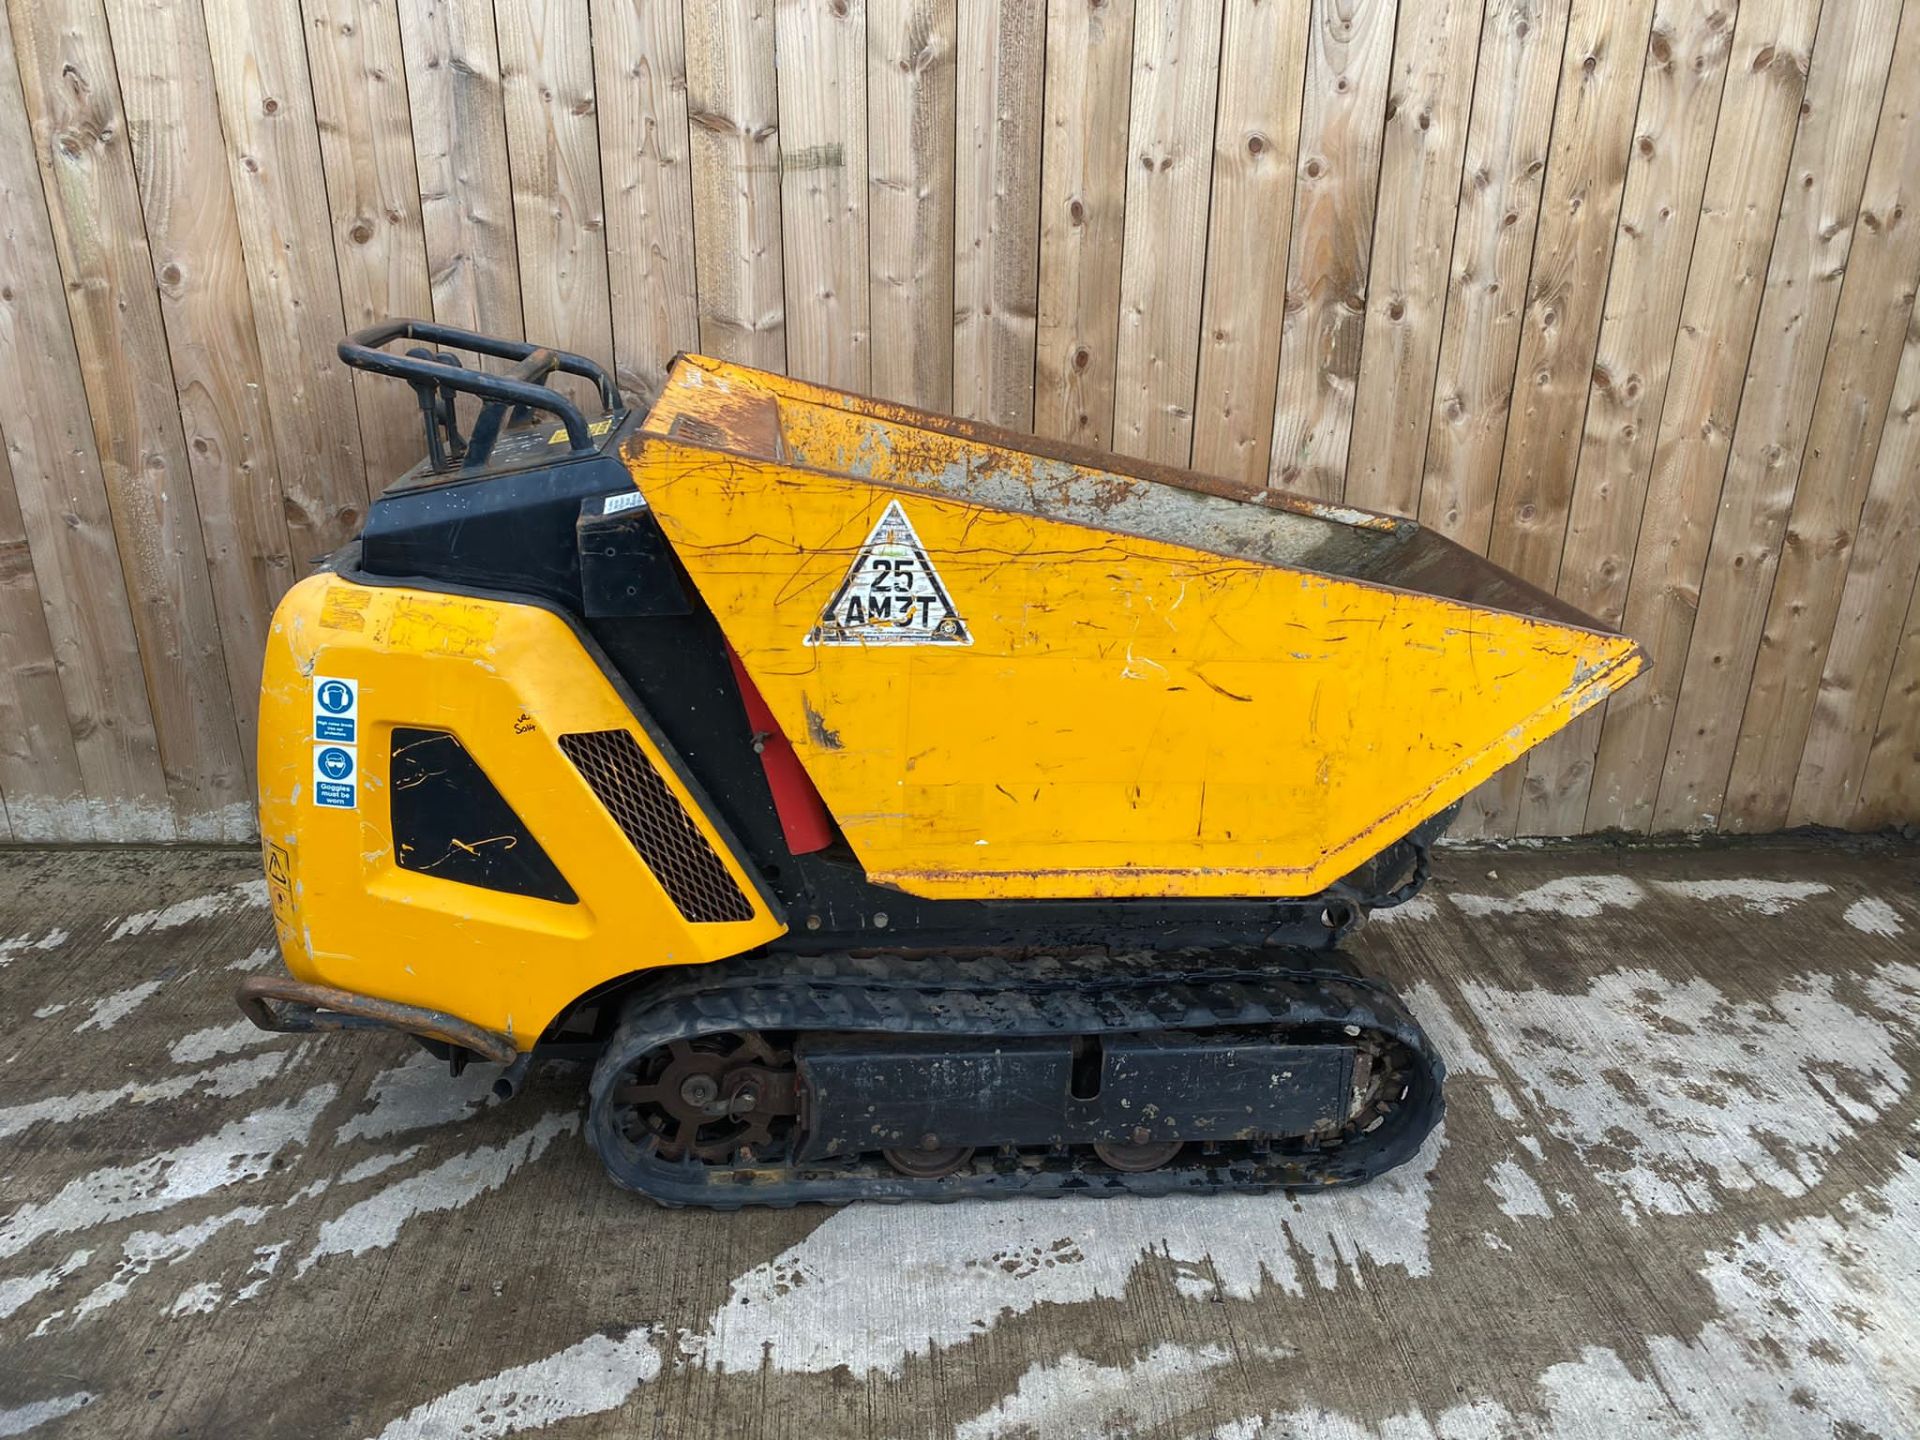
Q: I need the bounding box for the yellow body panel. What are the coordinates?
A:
[257,575,784,1049]
[634,358,1644,900]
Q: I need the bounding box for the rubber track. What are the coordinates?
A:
[585,949,1445,1209]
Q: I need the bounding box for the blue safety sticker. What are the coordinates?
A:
[313,743,357,809]
[313,676,358,743]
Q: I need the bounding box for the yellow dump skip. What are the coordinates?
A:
[631,357,1644,901]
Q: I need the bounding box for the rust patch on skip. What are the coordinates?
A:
[802,696,843,750]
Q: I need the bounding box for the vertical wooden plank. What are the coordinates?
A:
[105,0,296,777]
[1111,0,1225,466]
[1414,0,1571,551]
[396,0,525,341]
[12,0,252,838]
[1189,0,1311,486]
[1723,1,1920,830]
[1792,313,1920,824]
[301,0,437,483]
[496,0,616,375]
[204,0,374,563]
[1488,0,1660,588]
[0,445,85,840]
[592,0,700,401]
[1653,0,1901,832]
[1266,0,1398,498]
[0,7,164,840]
[1463,0,1658,836]
[1411,0,1569,839]
[1585,0,1820,832]
[1343,0,1483,514]
[868,0,955,408]
[1515,0,1737,836]
[1853,561,1920,828]
[1032,0,1134,448]
[685,0,785,369]
[953,0,1044,429]
[776,0,869,391]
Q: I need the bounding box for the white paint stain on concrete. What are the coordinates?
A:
[685,1126,1445,1378]
[168,1280,224,1317]
[68,1205,266,1324]
[0,1052,290,1143]
[1369,895,1439,924]
[0,1391,96,1438]
[1400,983,1495,1078]
[299,1112,575,1274]
[111,881,268,941]
[1486,1158,1552,1219]
[1210,1155,1920,1439]
[1449,963,1918,1220]
[0,929,68,968]
[226,945,278,972]
[1651,878,1830,914]
[233,1242,286,1304]
[371,1328,661,1440]
[335,1051,506,1144]
[384,1133,1444,1431]
[1844,896,1905,937]
[74,979,166,1032]
[169,1018,280,1066]
[29,1003,66,1020]
[954,1342,1237,1440]
[340,1147,423,1185]
[0,1249,90,1320]
[0,1085,335,1262]
[1448,875,1644,919]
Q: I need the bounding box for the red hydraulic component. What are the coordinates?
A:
[727,647,835,855]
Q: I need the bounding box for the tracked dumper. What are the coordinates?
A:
[236,322,1645,1206]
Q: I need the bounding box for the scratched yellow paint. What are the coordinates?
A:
[633,360,1644,900]
[258,576,783,1046]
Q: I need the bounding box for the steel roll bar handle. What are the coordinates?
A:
[337,319,624,470]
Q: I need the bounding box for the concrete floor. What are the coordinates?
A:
[0,838,1916,1440]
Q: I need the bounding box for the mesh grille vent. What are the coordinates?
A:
[558,729,754,923]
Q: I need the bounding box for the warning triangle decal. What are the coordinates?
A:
[806,500,972,647]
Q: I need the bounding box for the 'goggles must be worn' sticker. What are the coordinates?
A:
[313,676,358,742]
[313,743,357,809]
[806,500,971,647]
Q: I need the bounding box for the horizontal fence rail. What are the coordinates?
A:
[0,0,1914,842]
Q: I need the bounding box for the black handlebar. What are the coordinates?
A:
[338,320,624,473]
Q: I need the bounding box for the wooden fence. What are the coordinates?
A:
[0,0,1915,843]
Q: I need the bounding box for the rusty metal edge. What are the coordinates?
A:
[644,355,1632,640]
[234,975,519,1065]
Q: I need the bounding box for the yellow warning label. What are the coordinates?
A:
[382,595,499,657]
[548,417,616,445]
[264,840,296,943]
[318,584,372,633]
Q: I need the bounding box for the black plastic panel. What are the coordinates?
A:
[390,728,576,904]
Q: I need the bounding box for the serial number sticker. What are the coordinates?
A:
[601,490,647,515]
[313,743,357,809]
[805,500,971,647]
[312,675,358,743]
